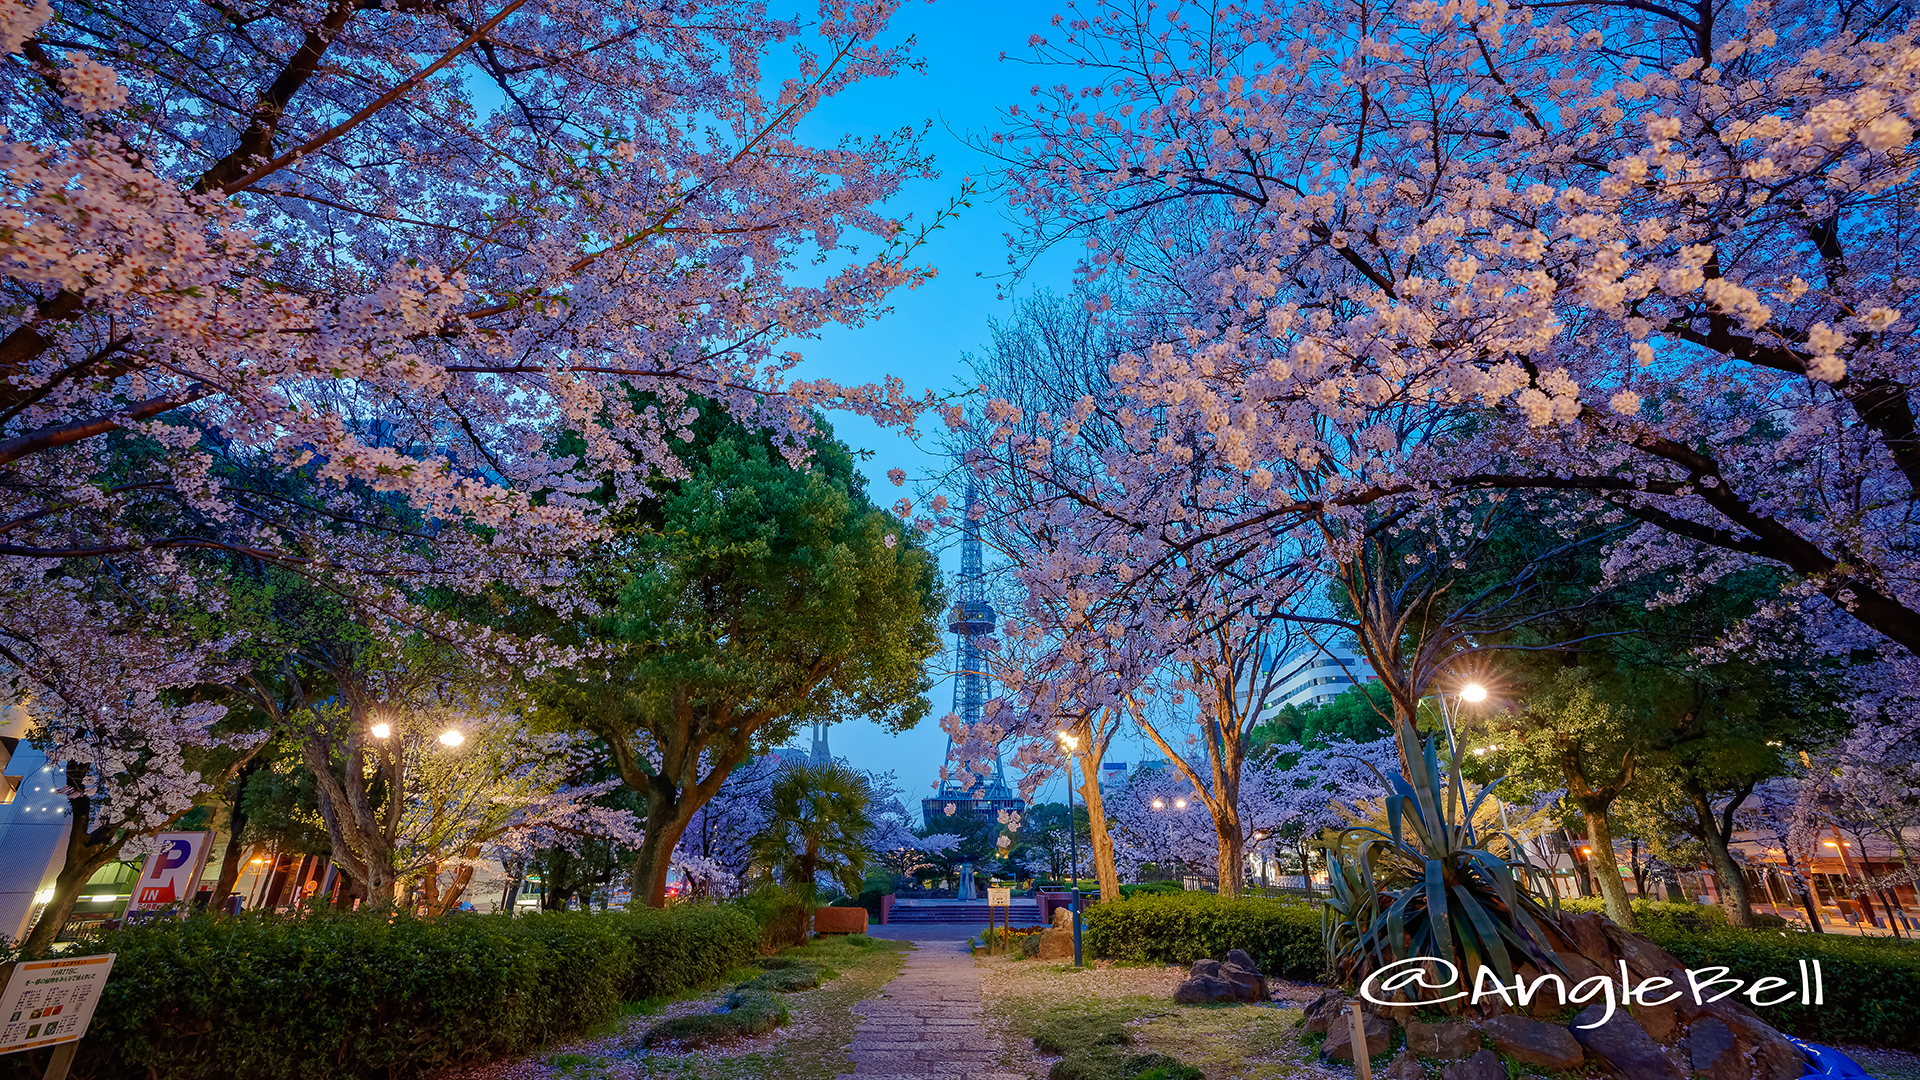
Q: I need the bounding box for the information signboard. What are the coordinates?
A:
[125,831,213,915]
[987,887,1011,908]
[0,954,114,1055]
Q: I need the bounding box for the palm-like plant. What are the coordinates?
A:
[1320,737,1567,993]
[752,762,876,904]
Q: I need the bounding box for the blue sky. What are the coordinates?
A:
[770,1,1150,805]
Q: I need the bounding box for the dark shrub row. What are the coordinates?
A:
[4,904,762,1080]
[1082,891,1920,1048]
[1082,891,1324,980]
[1646,926,1920,1049]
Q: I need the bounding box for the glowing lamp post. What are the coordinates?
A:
[1433,681,1488,846]
[1057,730,1084,967]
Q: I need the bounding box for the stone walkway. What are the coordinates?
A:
[837,929,1026,1080]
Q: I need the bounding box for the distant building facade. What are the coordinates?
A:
[1249,646,1378,717]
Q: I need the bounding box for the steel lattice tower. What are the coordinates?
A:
[929,482,1016,815]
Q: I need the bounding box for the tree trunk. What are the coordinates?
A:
[1578,804,1637,930]
[301,728,397,903]
[1685,784,1754,928]
[1779,846,1823,932]
[209,756,263,911]
[22,765,138,954]
[1696,830,1753,928]
[630,798,703,907]
[1075,748,1121,903]
[1213,798,1246,898]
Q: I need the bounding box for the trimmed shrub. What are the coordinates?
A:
[1558,896,1730,934]
[1119,882,1186,899]
[643,991,789,1049]
[6,903,764,1080]
[1082,892,1323,979]
[608,902,762,999]
[1647,927,1920,1049]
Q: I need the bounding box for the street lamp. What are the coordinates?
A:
[1056,730,1083,967]
[369,721,392,739]
[1433,680,1488,846]
[437,729,465,747]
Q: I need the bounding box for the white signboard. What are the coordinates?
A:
[126,831,213,914]
[987,887,1012,908]
[0,954,114,1054]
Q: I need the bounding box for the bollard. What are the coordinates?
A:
[1346,1004,1373,1080]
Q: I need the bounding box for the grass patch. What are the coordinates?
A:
[1020,1002,1206,1080]
[1134,1005,1307,1077]
[622,931,908,1080]
[979,956,1324,1080]
[644,992,791,1049]
[584,962,767,1039]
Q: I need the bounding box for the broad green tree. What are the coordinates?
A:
[1495,666,1649,930]
[535,413,942,906]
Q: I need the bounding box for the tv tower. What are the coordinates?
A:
[923,482,1022,825]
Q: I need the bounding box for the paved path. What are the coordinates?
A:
[837,928,1024,1080]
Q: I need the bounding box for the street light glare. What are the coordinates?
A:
[1174,799,1187,809]
[438,729,465,747]
[1461,683,1488,703]
[1057,731,1078,750]
[369,722,391,739]
[1152,799,1165,809]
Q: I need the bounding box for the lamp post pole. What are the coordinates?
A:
[1060,732,1083,967]
[1430,683,1487,848]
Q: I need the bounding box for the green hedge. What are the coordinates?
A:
[1645,927,1920,1049]
[608,903,762,999]
[1555,898,1920,1048]
[1082,892,1323,980]
[4,905,763,1080]
[1557,896,1730,934]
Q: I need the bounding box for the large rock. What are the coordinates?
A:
[1569,1004,1684,1079]
[1225,948,1258,971]
[1220,962,1266,1002]
[1036,906,1076,960]
[1561,911,1614,962]
[1604,923,1683,978]
[1380,1049,1426,1080]
[1360,996,1417,1026]
[1664,975,1807,1080]
[1172,975,1239,1004]
[1686,1017,1744,1080]
[1301,990,1344,1034]
[1403,1020,1480,1059]
[1320,1008,1392,1062]
[1189,959,1222,980]
[1439,1049,1505,1080]
[1632,998,1680,1043]
[1480,1014,1584,1070]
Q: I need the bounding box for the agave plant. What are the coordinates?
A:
[1319,736,1567,994]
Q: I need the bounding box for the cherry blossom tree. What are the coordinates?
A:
[397,712,638,916]
[1104,769,1218,881]
[4,599,258,952]
[985,0,1920,669]
[671,756,779,898]
[0,0,956,810]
